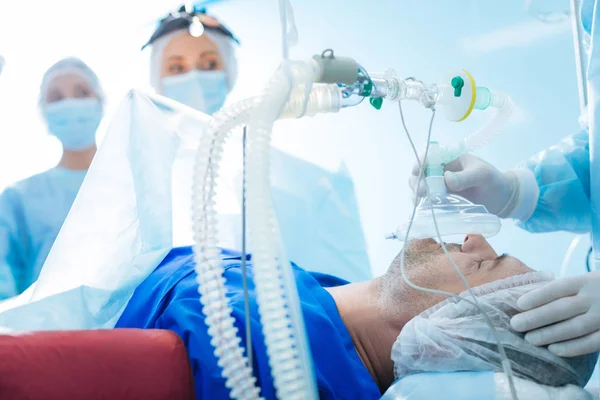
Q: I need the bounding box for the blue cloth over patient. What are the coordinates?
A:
[0,167,86,299]
[116,246,380,400]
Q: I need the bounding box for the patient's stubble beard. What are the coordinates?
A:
[384,242,447,317]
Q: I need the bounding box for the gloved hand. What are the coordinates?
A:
[511,270,600,357]
[408,154,528,218]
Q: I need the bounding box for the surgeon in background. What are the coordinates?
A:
[0,57,104,299]
[142,5,372,282]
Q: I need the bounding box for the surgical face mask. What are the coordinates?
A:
[161,70,228,115]
[43,98,102,151]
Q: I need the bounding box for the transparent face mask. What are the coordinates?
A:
[394,191,501,241]
[390,142,501,241]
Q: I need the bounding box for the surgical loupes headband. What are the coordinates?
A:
[141,5,240,50]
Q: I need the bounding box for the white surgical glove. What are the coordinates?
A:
[511,270,600,357]
[408,154,538,220]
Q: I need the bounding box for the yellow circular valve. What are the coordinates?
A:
[457,70,477,122]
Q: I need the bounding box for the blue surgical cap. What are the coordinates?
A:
[39,57,105,108]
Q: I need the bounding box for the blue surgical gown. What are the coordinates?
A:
[116,246,380,400]
[516,0,596,234]
[0,167,86,299]
[518,128,592,233]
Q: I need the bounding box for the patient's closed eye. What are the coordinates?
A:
[476,253,509,270]
[482,253,510,270]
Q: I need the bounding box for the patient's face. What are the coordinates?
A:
[395,235,533,311]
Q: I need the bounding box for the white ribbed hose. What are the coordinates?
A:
[245,61,320,400]
[440,92,514,163]
[463,92,514,152]
[192,98,259,400]
[192,75,340,399]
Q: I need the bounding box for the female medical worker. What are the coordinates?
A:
[142,6,373,283]
[0,57,104,300]
[407,0,600,363]
[143,5,238,114]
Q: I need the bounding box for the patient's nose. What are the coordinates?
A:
[461,234,498,259]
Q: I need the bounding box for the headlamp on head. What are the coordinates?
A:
[142,5,240,50]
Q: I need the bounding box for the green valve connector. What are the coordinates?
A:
[451,76,464,97]
[370,97,383,110]
[361,80,373,97]
[425,140,444,177]
[426,165,444,177]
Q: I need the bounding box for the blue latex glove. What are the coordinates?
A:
[381,372,496,400]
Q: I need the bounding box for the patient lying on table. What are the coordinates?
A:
[116,235,599,399]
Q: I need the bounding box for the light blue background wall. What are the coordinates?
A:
[0,0,589,279]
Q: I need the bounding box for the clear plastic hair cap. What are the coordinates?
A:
[391,193,501,241]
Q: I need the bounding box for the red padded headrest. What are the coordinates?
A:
[0,329,194,400]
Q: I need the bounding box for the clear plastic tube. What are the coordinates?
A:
[192,75,340,400]
[436,91,514,164]
[282,85,341,118]
[474,87,493,110]
[463,91,513,152]
[369,71,439,108]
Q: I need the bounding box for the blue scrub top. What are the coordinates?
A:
[0,167,87,298]
[116,246,380,400]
